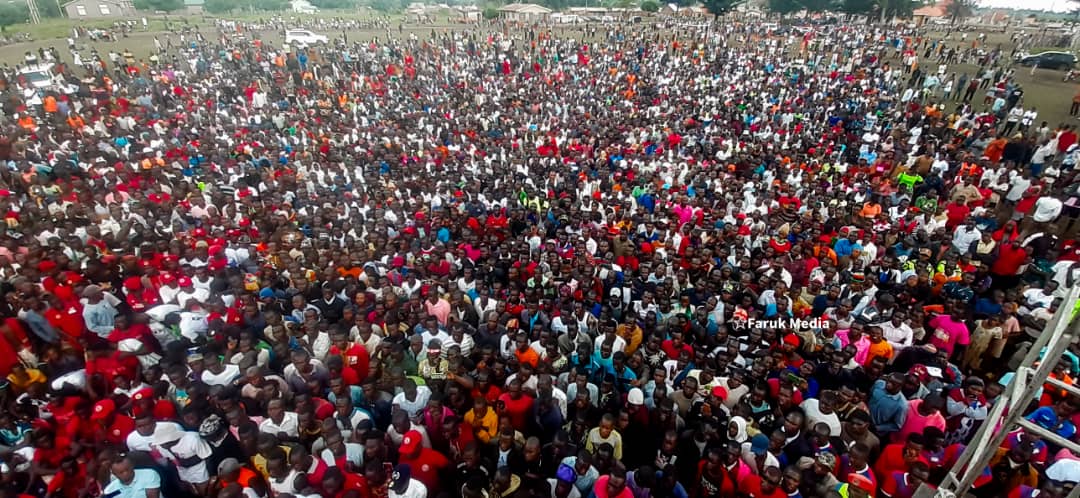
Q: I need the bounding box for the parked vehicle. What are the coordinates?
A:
[284,29,328,47]
[1018,51,1077,70]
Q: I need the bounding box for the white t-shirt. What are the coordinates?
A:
[389,478,428,498]
[1033,197,1063,223]
[1023,288,1055,309]
[258,412,299,437]
[125,421,185,452]
[800,398,842,436]
[201,364,241,386]
[392,387,432,420]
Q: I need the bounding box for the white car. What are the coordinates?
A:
[285,29,328,47]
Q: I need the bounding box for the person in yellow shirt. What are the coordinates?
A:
[616,314,642,355]
[463,396,498,444]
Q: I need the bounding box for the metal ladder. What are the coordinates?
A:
[914,285,1080,498]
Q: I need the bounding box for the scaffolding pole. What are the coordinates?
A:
[913,285,1080,498]
[25,0,41,24]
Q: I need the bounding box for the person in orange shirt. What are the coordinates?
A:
[17,114,35,131]
[985,135,1008,163]
[512,332,539,368]
[66,112,84,131]
[859,198,883,226]
[865,325,895,364]
[43,95,58,115]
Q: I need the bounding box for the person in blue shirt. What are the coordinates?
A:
[833,232,861,260]
[103,457,162,498]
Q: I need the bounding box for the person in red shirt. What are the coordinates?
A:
[738,466,787,498]
[286,445,328,492]
[91,398,135,446]
[875,434,925,480]
[471,370,502,405]
[1057,125,1077,154]
[882,462,934,498]
[593,469,634,498]
[943,199,971,230]
[397,430,449,494]
[441,415,475,461]
[329,331,370,385]
[45,457,88,498]
[497,379,535,432]
[989,239,1028,289]
[320,465,370,498]
[660,331,694,360]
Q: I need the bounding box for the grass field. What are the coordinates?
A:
[0,14,1077,129]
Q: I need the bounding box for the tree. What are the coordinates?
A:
[310,0,357,8]
[945,0,974,24]
[204,0,234,12]
[133,0,184,11]
[640,0,659,11]
[767,0,800,16]
[838,0,874,15]
[482,6,499,18]
[0,3,28,29]
[703,0,744,18]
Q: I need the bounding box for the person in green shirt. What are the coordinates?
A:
[914,195,938,214]
[897,170,923,190]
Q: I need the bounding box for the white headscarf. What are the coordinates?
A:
[729,416,749,444]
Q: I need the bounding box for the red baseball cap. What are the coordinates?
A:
[91,399,116,421]
[400,430,422,455]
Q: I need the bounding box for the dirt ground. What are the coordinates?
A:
[1,20,1076,127]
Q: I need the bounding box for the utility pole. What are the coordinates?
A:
[913,285,1080,498]
[26,0,41,24]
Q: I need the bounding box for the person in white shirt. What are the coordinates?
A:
[258,399,299,438]
[1033,196,1063,224]
[801,391,843,436]
[951,223,981,254]
[391,379,432,421]
[1006,172,1033,203]
[1023,284,1057,311]
[175,277,209,310]
[201,354,241,387]
[126,417,186,453]
[388,464,427,498]
[880,312,915,350]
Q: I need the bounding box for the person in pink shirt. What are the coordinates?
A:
[837,322,872,366]
[928,308,971,360]
[894,393,947,444]
[424,290,451,326]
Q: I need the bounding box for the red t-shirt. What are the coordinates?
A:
[738,475,787,498]
[497,393,535,431]
[661,340,694,360]
[990,244,1027,276]
[101,415,136,446]
[874,443,911,479]
[945,203,970,228]
[332,472,371,498]
[399,448,449,492]
[337,343,370,384]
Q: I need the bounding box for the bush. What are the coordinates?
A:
[640,0,659,11]
[482,6,498,18]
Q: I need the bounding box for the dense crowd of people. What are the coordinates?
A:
[0,14,1078,498]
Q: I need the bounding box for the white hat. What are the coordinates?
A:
[627,388,644,405]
